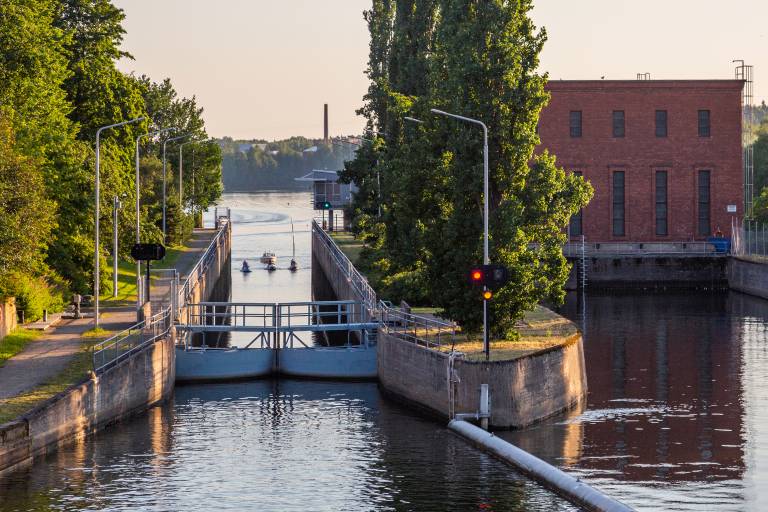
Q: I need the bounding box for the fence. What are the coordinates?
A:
[93,210,231,373]
[562,240,719,257]
[732,218,768,259]
[92,309,171,373]
[312,220,457,350]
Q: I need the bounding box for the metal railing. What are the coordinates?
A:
[183,300,372,332]
[178,216,231,312]
[562,240,721,257]
[312,220,457,350]
[92,309,171,373]
[92,210,231,373]
[733,219,768,259]
[312,220,378,309]
[380,301,456,349]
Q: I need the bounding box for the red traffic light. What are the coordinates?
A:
[483,290,493,300]
[471,269,483,282]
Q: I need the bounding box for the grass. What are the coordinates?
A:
[0,329,42,367]
[328,230,580,362]
[329,231,364,265]
[99,239,192,305]
[0,333,109,425]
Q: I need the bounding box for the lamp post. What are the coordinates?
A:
[135,127,176,306]
[430,108,491,361]
[162,133,192,241]
[112,194,125,298]
[94,116,144,328]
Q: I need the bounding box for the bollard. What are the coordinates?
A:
[43,309,48,323]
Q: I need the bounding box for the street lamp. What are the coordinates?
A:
[404,116,424,124]
[430,108,491,361]
[162,133,192,241]
[135,127,176,306]
[112,193,127,298]
[94,116,144,328]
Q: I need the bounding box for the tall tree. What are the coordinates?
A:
[423,0,591,335]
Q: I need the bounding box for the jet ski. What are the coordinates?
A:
[241,260,252,273]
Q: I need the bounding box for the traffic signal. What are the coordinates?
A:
[482,290,493,300]
[468,264,510,290]
[315,200,332,210]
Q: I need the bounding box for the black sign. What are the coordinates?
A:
[468,264,510,290]
[131,243,166,261]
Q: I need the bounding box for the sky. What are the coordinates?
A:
[115,0,767,141]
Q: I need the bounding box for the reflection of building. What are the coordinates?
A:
[538,80,744,241]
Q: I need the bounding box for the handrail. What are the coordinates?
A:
[93,211,231,373]
[311,220,457,350]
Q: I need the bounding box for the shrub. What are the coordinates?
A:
[0,273,64,323]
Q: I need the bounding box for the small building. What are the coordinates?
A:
[538,80,744,242]
[295,169,356,209]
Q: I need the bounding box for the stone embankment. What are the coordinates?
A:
[0,221,232,475]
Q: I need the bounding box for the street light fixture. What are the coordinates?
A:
[162,133,192,241]
[430,108,491,361]
[135,127,176,306]
[94,116,145,328]
[404,116,424,124]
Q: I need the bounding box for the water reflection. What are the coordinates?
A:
[0,380,576,511]
[503,291,768,510]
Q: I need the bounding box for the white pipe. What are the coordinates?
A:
[448,420,635,512]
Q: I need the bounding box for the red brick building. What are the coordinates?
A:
[538,80,744,241]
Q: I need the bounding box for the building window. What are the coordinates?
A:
[569,111,582,138]
[655,171,668,236]
[655,110,668,137]
[612,111,625,138]
[698,170,711,236]
[612,171,625,237]
[569,171,583,236]
[698,110,711,137]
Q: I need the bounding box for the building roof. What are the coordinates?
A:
[545,79,744,92]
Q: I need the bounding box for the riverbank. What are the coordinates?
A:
[0,221,232,476]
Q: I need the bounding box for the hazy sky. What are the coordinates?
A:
[114,0,767,141]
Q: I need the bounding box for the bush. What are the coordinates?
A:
[380,266,430,305]
[0,273,65,323]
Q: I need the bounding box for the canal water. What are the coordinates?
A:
[1,191,767,511]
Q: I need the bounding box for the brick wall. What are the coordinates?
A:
[539,80,744,242]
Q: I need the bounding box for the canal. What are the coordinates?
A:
[1,191,767,511]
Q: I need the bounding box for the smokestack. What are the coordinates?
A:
[324,103,329,143]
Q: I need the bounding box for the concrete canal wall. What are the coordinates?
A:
[566,255,728,290]
[726,257,768,299]
[312,224,588,429]
[377,332,587,429]
[0,221,232,476]
[0,333,175,476]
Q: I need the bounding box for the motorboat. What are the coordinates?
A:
[241,260,252,273]
[260,251,277,265]
[266,262,277,272]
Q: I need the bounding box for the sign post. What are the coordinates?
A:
[131,243,166,303]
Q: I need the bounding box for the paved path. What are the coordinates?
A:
[0,309,136,400]
[0,229,217,401]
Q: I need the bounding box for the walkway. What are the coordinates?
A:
[0,309,135,399]
[0,228,217,401]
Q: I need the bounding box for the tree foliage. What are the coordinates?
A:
[345,0,593,337]
[0,0,222,309]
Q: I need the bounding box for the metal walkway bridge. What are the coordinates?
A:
[177,300,380,348]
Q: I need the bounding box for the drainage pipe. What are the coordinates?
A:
[448,420,634,512]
